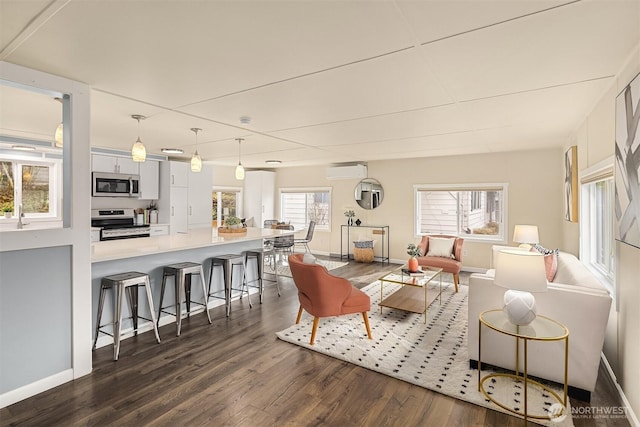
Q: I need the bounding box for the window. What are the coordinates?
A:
[0,159,58,218]
[212,187,241,225]
[414,183,507,241]
[581,172,615,287]
[280,188,331,230]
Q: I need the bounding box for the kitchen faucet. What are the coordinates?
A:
[17,204,26,229]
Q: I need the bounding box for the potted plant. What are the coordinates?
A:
[2,206,13,219]
[224,215,242,229]
[407,243,422,272]
[344,209,355,226]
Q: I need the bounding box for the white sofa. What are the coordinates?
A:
[468,246,612,400]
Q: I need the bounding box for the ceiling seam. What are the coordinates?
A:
[459,75,615,104]
[0,0,71,60]
[169,46,416,110]
[263,76,613,134]
[420,0,582,46]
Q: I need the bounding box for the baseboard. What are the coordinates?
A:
[0,369,73,409]
[601,353,640,426]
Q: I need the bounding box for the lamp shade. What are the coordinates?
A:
[235,163,245,180]
[131,138,146,162]
[513,224,539,245]
[54,122,63,148]
[494,249,548,293]
[191,151,202,172]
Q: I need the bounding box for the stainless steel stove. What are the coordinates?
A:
[91,208,150,241]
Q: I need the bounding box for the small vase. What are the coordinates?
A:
[408,257,419,272]
[348,218,353,226]
[4,212,11,219]
[355,218,361,226]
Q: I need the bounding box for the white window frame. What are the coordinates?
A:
[0,154,61,220]
[279,187,331,231]
[212,186,243,222]
[579,156,615,297]
[413,182,508,243]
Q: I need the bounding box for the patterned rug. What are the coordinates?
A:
[276,281,574,426]
[264,258,347,277]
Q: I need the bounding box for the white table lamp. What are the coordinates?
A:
[513,224,539,250]
[494,249,548,326]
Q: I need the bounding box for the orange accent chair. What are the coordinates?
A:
[288,253,372,345]
[416,235,464,293]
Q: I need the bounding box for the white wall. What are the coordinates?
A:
[570,42,640,420]
[0,62,92,408]
[276,147,565,268]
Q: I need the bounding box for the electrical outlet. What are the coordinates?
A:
[463,249,469,256]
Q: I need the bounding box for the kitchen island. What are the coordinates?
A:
[91,227,293,348]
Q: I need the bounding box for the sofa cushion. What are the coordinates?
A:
[532,244,559,281]
[544,252,558,281]
[553,251,607,292]
[426,237,455,258]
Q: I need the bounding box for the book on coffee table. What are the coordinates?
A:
[402,268,425,276]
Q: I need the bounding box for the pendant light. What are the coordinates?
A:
[190,127,202,172]
[235,138,245,180]
[131,114,146,162]
[54,97,63,148]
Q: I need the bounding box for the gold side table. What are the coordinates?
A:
[478,309,569,425]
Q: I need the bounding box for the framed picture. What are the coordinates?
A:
[564,145,578,223]
[615,72,640,249]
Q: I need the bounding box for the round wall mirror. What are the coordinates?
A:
[354,178,384,209]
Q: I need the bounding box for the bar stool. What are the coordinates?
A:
[93,271,161,361]
[158,262,212,336]
[208,254,250,316]
[244,245,279,303]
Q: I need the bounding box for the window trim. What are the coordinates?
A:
[413,182,509,243]
[279,186,332,231]
[212,186,243,222]
[579,156,615,299]
[0,155,61,220]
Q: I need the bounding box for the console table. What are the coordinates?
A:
[340,225,390,264]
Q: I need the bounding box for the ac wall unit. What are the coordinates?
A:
[326,164,367,180]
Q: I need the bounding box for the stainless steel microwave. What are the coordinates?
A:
[92,172,140,197]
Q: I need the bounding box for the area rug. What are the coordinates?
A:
[276,280,573,426]
[264,258,347,277]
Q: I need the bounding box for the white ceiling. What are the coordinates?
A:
[1,0,639,168]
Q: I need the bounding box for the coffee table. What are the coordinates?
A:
[378,266,443,323]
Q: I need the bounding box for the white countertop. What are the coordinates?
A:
[91,227,293,263]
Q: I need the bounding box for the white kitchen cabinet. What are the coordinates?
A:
[169,187,188,234]
[138,160,159,200]
[158,161,212,234]
[188,165,213,230]
[243,170,275,227]
[92,154,139,175]
[149,224,169,236]
[169,161,189,187]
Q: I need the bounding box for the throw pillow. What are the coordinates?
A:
[532,244,559,282]
[303,253,317,264]
[426,237,455,259]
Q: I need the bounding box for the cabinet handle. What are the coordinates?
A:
[171,206,174,216]
[189,206,192,215]
[171,175,175,185]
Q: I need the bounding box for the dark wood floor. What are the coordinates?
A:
[1,257,631,426]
